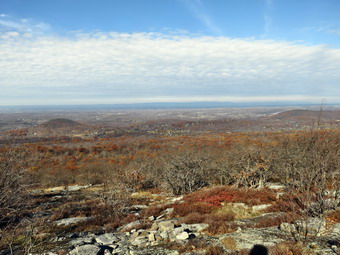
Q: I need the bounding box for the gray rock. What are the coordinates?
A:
[294,217,326,236]
[70,237,95,247]
[55,217,91,226]
[95,233,118,245]
[219,227,284,251]
[131,204,148,210]
[130,236,148,246]
[158,220,175,231]
[66,184,92,192]
[188,223,209,232]
[119,220,141,232]
[68,244,100,255]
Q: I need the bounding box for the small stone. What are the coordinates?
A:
[160,231,169,240]
[148,215,156,221]
[148,232,156,242]
[176,232,189,240]
[164,208,174,215]
[103,249,112,255]
[150,222,159,231]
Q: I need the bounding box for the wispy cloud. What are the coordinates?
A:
[301,25,340,36]
[180,0,222,35]
[0,14,50,36]
[263,0,274,35]
[1,15,340,105]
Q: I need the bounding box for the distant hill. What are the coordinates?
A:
[40,118,82,129]
[273,110,340,121]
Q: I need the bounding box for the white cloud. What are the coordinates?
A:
[1,17,340,105]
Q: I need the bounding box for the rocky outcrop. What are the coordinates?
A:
[62,220,208,255]
[67,232,180,255]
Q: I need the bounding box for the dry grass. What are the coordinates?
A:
[269,242,305,255]
[220,237,237,250]
[205,245,224,255]
[181,211,235,224]
[255,212,300,228]
[206,221,239,235]
[141,204,173,218]
[326,209,340,223]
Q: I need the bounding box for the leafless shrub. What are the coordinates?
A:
[0,151,27,228]
[272,129,340,242]
[227,145,273,188]
[144,150,211,195]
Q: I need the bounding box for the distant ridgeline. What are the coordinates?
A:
[40,119,82,129]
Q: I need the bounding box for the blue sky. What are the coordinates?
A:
[1,0,340,105]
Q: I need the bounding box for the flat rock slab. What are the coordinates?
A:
[219,227,285,251]
[69,244,100,255]
[55,217,92,226]
[95,233,119,245]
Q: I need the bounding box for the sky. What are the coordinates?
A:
[1,0,340,106]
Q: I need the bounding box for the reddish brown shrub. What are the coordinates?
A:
[183,186,276,207]
[172,203,214,217]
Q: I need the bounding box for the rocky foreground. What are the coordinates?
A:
[2,184,339,255]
